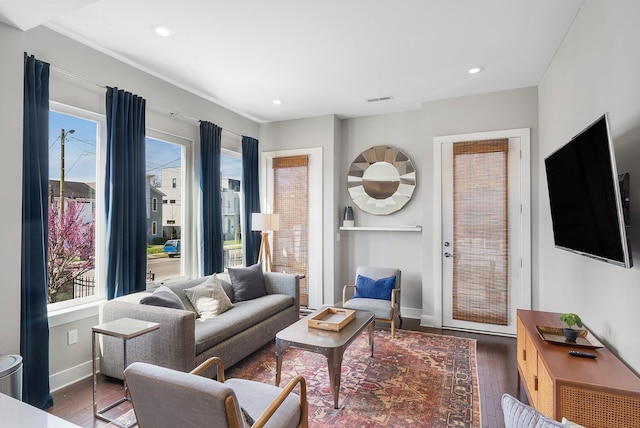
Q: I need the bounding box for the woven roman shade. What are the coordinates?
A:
[272,155,309,307]
[452,139,509,325]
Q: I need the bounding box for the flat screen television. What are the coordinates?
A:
[544,113,632,268]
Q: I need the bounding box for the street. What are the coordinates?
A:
[147,256,181,281]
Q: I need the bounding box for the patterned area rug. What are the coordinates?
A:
[226,328,480,427]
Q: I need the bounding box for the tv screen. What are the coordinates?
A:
[544,113,632,268]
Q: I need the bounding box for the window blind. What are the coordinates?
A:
[452,139,509,325]
[272,155,309,307]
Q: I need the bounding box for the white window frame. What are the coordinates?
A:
[146,128,194,285]
[152,197,158,212]
[151,221,158,235]
[47,102,107,314]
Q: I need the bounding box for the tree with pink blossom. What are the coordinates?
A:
[48,200,95,303]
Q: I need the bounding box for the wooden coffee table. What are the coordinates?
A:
[275,308,375,408]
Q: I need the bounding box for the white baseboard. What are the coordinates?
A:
[400,307,422,320]
[50,359,95,392]
[420,314,442,328]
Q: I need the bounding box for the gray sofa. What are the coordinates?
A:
[100,271,300,379]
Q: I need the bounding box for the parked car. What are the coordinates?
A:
[163,239,181,257]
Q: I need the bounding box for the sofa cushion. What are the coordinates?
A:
[193,294,293,355]
[140,286,186,310]
[228,263,267,302]
[184,274,234,320]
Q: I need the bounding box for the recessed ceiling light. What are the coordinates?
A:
[272,99,283,105]
[468,66,485,74]
[154,26,172,37]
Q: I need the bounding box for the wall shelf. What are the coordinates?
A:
[339,225,422,232]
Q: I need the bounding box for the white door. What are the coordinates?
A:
[261,148,323,310]
[437,129,530,335]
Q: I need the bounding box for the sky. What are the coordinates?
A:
[49,111,242,183]
[49,111,97,182]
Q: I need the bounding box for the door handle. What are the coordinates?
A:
[444,252,453,258]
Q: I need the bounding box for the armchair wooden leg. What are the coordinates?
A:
[391,319,395,339]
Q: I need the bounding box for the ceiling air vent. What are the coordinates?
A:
[366,95,394,103]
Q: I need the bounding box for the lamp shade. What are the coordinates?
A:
[252,213,279,231]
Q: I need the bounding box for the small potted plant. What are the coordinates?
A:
[560,313,583,342]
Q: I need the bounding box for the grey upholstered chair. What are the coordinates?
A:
[342,266,402,338]
[501,394,564,428]
[124,357,308,428]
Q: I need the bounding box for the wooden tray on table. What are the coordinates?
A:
[308,307,355,331]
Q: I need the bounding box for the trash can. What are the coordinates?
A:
[0,355,23,400]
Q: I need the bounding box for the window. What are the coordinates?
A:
[146,135,188,282]
[151,221,158,235]
[152,197,158,212]
[48,106,103,307]
[221,152,243,268]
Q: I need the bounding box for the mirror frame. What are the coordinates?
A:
[347,145,416,215]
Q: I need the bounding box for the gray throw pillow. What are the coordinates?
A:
[228,263,267,302]
[140,285,185,310]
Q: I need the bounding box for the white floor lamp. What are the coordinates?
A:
[252,213,279,272]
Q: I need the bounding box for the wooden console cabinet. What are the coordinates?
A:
[517,309,640,427]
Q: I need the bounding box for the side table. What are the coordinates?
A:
[92,317,160,428]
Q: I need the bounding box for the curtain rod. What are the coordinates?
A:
[167,111,243,139]
[51,65,249,140]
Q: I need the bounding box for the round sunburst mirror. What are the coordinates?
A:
[347,145,416,215]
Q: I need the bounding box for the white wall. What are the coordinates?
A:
[0,23,24,356]
[538,0,640,372]
[340,110,425,318]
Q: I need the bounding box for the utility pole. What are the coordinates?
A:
[59,128,74,218]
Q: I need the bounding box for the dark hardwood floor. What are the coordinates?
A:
[48,319,517,428]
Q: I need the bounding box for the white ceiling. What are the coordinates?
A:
[1,0,585,123]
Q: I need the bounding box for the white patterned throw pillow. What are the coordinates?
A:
[184,274,234,320]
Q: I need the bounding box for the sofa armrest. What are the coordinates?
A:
[263,272,300,312]
[100,300,196,379]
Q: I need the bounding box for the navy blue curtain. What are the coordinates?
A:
[242,136,261,266]
[21,53,53,409]
[105,87,147,299]
[200,121,223,275]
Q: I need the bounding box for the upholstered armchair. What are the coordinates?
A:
[124,357,308,428]
[342,266,402,338]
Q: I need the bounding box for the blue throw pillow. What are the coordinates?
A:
[353,275,396,300]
